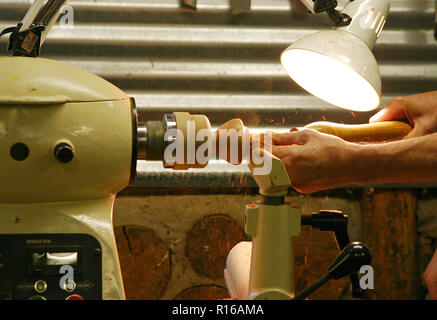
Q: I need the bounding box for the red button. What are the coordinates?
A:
[66,294,84,300]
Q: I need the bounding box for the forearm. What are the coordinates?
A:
[349,133,437,186]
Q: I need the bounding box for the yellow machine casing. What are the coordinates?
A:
[0,57,136,299]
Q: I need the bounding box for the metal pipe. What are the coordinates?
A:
[136,114,175,161]
[33,0,67,26]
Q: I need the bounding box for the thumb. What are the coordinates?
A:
[404,118,430,139]
[370,97,409,123]
[403,128,419,139]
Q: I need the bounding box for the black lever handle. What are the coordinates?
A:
[328,242,371,279]
[292,242,371,300]
[301,210,366,297]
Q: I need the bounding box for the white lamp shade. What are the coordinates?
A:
[281,30,381,112]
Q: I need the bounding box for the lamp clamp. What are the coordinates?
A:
[300,0,352,27]
[0,23,45,57]
[0,0,67,57]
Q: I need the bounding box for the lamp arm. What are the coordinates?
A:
[299,0,317,13]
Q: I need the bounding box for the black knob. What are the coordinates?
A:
[54,143,74,163]
[328,242,371,280]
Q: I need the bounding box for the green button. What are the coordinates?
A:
[29,295,46,300]
[34,280,47,293]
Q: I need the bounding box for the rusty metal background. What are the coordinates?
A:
[1,0,436,189]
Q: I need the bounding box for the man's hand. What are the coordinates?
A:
[424,249,437,300]
[269,90,437,193]
[370,91,437,138]
[270,128,358,194]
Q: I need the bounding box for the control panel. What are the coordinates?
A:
[0,234,102,300]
